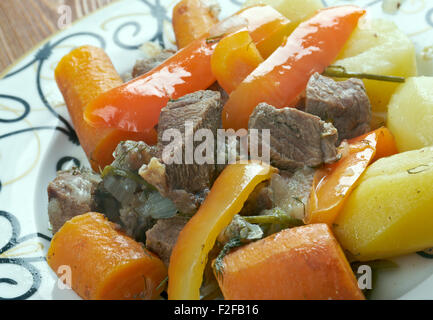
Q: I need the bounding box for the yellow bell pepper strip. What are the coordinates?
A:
[172,0,219,49]
[167,161,276,300]
[84,5,292,133]
[222,5,366,131]
[305,127,398,225]
[211,28,264,94]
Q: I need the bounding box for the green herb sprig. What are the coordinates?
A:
[324,65,405,83]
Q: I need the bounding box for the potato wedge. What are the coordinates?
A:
[387,77,433,152]
[242,0,323,34]
[334,19,417,113]
[334,147,433,261]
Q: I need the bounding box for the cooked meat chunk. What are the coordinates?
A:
[305,73,371,142]
[119,203,155,242]
[140,90,223,213]
[248,103,339,170]
[268,168,315,220]
[131,49,175,78]
[157,90,223,145]
[111,140,158,171]
[217,214,263,245]
[239,181,273,216]
[157,90,222,192]
[208,82,229,105]
[145,215,189,266]
[221,168,315,242]
[47,168,101,234]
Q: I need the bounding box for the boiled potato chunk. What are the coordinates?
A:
[242,0,323,33]
[334,19,417,113]
[334,147,433,261]
[387,77,433,152]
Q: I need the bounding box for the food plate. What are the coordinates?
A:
[1,0,433,300]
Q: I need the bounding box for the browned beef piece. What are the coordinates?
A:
[111,140,158,171]
[131,49,175,78]
[145,216,189,266]
[208,82,229,105]
[248,103,339,171]
[47,168,101,234]
[268,168,315,220]
[305,73,371,142]
[139,90,223,214]
[239,181,274,216]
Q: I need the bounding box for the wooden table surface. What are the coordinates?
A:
[0,0,117,72]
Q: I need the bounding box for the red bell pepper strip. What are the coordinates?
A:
[84,38,216,132]
[304,127,398,225]
[84,5,291,133]
[222,5,366,131]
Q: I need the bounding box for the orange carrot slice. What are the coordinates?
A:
[172,0,219,49]
[47,212,167,300]
[55,45,156,171]
[215,223,364,300]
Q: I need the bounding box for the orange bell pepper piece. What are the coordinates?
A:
[215,223,364,300]
[84,5,292,133]
[232,5,293,59]
[47,212,167,300]
[211,28,264,94]
[167,161,276,300]
[305,127,398,225]
[172,0,219,49]
[222,5,366,131]
[55,45,156,171]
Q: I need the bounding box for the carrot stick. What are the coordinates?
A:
[46,212,167,300]
[214,223,364,300]
[55,45,156,171]
[172,0,219,49]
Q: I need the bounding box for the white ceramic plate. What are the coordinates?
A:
[1,0,433,300]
